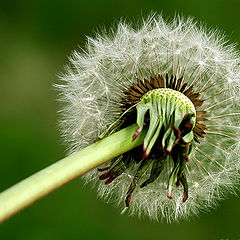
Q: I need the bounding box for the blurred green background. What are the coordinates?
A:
[0,0,240,239]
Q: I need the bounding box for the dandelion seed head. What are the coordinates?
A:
[57,14,240,222]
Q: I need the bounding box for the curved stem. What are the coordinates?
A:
[0,124,145,223]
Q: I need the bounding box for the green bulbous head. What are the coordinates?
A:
[136,88,196,157]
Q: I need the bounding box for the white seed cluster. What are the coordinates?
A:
[57,14,240,222]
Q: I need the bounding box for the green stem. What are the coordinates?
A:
[0,124,145,223]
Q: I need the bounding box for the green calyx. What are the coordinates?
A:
[99,87,197,203]
[133,88,196,157]
[131,88,196,202]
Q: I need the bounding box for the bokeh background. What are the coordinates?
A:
[0,1,240,239]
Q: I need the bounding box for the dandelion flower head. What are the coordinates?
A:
[57,14,240,222]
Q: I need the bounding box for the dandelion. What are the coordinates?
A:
[0,14,240,224]
[57,14,240,222]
